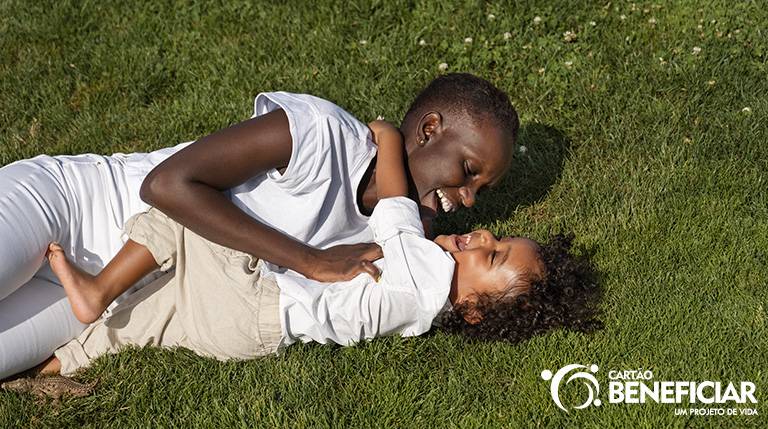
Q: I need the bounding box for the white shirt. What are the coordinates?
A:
[271,197,455,348]
[229,91,378,251]
[118,91,377,254]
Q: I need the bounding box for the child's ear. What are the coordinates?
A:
[462,303,483,325]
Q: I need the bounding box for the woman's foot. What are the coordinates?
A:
[46,243,108,324]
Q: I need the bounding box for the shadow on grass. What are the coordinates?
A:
[434,123,572,234]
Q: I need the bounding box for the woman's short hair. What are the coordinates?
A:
[404,73,520,141]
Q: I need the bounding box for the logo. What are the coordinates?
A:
[539,364,759,416]
[540,364,601,411]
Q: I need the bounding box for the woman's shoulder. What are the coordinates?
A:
[254,92,369,136]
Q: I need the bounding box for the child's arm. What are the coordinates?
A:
[368,120,407,199]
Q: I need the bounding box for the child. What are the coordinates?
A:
[40,121,600,376]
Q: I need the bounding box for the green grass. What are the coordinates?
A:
[1,0,766,427]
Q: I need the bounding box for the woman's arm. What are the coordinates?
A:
[368,120,407,199]
[141,109,381,282]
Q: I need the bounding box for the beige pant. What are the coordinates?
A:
[55,209,283,375]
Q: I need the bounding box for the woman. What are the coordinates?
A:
[0,73,520,378]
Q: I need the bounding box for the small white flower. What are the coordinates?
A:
[359,40,367,45]
[533,16,542,24]
[419,39,426,46]
[742,107,752,113]
[692,46,702,54]
[697,24,703,30]
[438,62,449,72]
[464,37,473,44]
[620,14,627,20]
[707,80,716,85]
[537,67,545,74]
[518,145,528,153]
[564,60,573,68]
[503,32,512,40]
[487,13,496,20]
[658,57,667,65]
[710,19,716,24]
[589,21,597,26]
[648,17,657,24]
[563,30,577,42]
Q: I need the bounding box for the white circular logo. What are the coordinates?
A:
[541,364,601,411]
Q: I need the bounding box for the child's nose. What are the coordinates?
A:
[477,229,497,245]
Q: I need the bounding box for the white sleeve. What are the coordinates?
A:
[367,196,425,240]
[368,196,453,335]
[252,92,327,194]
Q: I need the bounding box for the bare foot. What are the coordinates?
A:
[46,243,107,324]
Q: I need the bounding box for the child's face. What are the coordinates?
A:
[434,230,544,322]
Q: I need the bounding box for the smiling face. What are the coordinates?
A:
[434,230,545,324]
[404,113,514,219]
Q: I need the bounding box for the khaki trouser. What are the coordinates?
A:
[55,209,283,375]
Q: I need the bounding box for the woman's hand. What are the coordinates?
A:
[304,243,383,282]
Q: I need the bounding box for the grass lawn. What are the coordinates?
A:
[1,0,766,427]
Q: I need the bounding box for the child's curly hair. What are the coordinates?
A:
[435,233,602,343]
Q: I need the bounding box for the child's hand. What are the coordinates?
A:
[368,120,402,148]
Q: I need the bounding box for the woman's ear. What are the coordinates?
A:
[417,111,442,145]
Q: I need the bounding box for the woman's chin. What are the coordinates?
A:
[419,190,440,218]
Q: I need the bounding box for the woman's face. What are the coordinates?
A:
[405,115,514,219]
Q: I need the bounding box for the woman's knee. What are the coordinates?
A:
[0,278,85,379]
[0,160,70,299]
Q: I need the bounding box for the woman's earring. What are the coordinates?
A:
[417,137,427,147]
